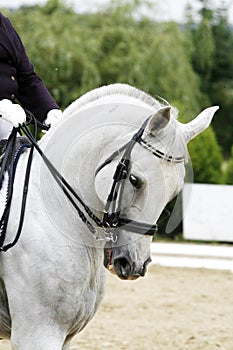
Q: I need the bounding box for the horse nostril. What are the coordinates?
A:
[118,257,128,269]
[114,256,132,277]
[113,256,151,279]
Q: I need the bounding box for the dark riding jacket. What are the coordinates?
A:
[0,13,59,122]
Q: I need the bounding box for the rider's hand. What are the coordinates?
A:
[0,99,26,127]
[44,109,63,128]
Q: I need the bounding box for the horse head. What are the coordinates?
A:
[94,101,219,280]
[40,84,218,281]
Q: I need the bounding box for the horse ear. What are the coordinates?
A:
[147,106,171,135]
[182,106,219,143]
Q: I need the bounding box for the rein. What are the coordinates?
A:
[0,123,35,251]
[20,117,159,240]
[0,112,183,251]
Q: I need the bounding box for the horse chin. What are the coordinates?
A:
[119,275,140,281]
[107,264,117,275]
[107,264,140,280]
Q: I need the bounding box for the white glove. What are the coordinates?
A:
[0,99,26,127]
[44,109,62,128]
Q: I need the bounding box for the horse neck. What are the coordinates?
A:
[35,124,126,241]
[59,124,134,209]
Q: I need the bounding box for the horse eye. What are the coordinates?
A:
[129,174,141,189]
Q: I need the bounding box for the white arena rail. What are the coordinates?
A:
[150,243,233,272]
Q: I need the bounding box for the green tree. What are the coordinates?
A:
[8,2,101,108]
[191,1,216,91]
[187,127,223,183]
[187,1,233,155]
[210,8,233,155]
[224,146,233,184]
[8,0,204,117]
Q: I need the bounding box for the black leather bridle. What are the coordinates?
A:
[96,117,158,238]
[95,116,184,240]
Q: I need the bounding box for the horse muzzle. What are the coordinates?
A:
[104,248,152,280]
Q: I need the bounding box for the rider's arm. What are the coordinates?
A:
[0,13,60,123]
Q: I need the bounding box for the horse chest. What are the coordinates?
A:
[66,268,106,335]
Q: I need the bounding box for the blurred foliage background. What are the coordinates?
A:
[1,0,232,188]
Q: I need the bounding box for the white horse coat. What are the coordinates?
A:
[0,84,218,350]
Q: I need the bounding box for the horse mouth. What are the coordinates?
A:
[104,249,151,280]
[104,248,116,275]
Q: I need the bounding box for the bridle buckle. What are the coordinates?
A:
[93,227,118,243]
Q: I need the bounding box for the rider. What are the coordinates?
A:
[0,12,62,138]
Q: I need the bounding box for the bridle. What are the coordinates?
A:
[0,112,184,251]
[95,117,184,243]
[96,117,156,239]
[94,116,184,242]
